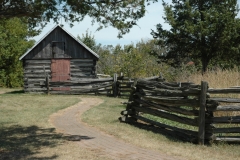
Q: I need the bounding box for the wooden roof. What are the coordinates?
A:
[19,25,99,60]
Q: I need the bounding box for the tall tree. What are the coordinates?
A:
[0,0,158,37]
[151,0,240,73]
[0,18,35,87]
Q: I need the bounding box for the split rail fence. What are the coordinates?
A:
[119,78,240,145]
[45,73,134,96]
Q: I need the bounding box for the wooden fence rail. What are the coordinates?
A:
[44,73,137,96]
[119,78,240,145]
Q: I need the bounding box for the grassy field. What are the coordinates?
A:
[0,90,111,160]
[1,86,240,160]
[82,97,240,160]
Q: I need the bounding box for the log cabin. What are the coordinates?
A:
[19,25,99,93]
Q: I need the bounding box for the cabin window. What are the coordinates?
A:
[52,41,65,58]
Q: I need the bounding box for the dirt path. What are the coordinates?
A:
[50,97,180,160]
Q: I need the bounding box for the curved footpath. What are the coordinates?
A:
[49,97,181,160]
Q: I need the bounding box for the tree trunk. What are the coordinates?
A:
[199,0,209,75]
[201,52,209,75]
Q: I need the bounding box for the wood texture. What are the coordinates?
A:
[198,81,208,145]
[132,105,198,126]
[22,27,98,60]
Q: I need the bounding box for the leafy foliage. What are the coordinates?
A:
[0,18,35,87]
[97,40,171,78]
[77,30,101,52]
[151,0,240,73]
[0,0,159,38]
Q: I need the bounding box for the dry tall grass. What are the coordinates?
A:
[177,68,240,122]
[177,68,240,88]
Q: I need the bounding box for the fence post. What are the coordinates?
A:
[113,73,118,97]
[198,81,208,145]
[46,74,49,95]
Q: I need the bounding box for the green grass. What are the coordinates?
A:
[82,96,240,160]
[0,91,111,160]
[1,88,240,160]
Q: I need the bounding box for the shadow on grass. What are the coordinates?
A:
[127,121,240,145]
[5,90,25,94]
[0,125,94,160]
[127,121,198,144]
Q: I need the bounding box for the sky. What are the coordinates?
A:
[33,1,170,47]
[33,0,240,47]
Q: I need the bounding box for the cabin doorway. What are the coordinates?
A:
[51,59,70,91]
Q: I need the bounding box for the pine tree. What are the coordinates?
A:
[151,0,240,73]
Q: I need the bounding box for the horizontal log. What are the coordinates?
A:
[24,78,46,81]
[132,105,198,126]
[25,88,47,91]
[71,59,93,62]
[208,127,240,133]
[132,114,198,137]
[137,80,199,91]
[215,136,240,142]
[24,73,49,77]
[206,116,240,124]
[137,85,201,96]
[70,67,92,70]
[50,83,112,90]
[208,88,240,94]
[207,105,240,111]
[50,78,113,84]
[24,70,51,73]
[209,98,240,103]
[162,82,200,88]
[70,86,92,89]
[137,80,181,90]
[25,91,46,94]
[71,73,93,76]
[141,95,199,107]
[24,60,51,63]
[24,83,45,86]
[134,98,199,116]
[131,115,198,142]
[70,63,94,67]
[49,90,96,94]
[24,65,51,70]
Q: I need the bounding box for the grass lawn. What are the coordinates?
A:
[82,96,240,160]
[1,88,240,160]
[0,90,110,160]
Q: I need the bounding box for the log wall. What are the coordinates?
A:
[70,59,96,80]
[23,60,51,93]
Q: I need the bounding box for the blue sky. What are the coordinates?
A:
[33,0,240,47]
[33,1,170,46]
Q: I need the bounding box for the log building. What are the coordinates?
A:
[19,25,99,93]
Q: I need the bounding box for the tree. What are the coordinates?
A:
[151,0,240,73]
[0,18,35,87]
[0,0,158,38]
[77,30,101,52]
